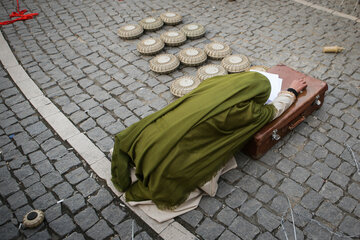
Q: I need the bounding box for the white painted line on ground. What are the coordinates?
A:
[66,133,105,165]
[0,33,18,69]
[0,30,198,240]
[46,113,81,140]
[293,0,360,22]
[160,222,198,240]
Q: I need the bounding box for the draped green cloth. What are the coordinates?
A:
[111,72,276,209]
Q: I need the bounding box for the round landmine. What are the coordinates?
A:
[170,76,201,97]
[178,47,207,66]
[180,23,205,39]
[23,210,44,228]
[117,24,144,39]
[139,17,164,31]
[160,30,186,46]
[160,12,182,25]
[249,65,269,72]
[204,42,232,60]
[197,64,228,81]
[137,38,165,55]
[221,54,251,73]
[149,54,180,74]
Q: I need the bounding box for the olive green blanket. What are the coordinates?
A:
[111,72,276,209]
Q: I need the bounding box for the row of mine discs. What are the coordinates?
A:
[136,23,206,55]
[118,12,205,40]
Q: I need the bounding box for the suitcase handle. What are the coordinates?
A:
[289,115,305,130]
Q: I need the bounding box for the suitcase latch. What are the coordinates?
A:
[272,129,281,141]
[313,95,321,106]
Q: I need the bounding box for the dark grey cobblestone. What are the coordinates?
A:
[0,66,160,239]
[1,0,359,238]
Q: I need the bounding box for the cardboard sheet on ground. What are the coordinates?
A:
[250,70,283,104]
[124,157,238,223]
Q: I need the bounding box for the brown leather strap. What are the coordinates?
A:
[289,116,305,130]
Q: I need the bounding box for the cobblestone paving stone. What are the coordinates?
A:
[0,0,359,239]
[0,66,160,239]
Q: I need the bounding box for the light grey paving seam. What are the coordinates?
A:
[293,0,360,22]
[0,30,197,240]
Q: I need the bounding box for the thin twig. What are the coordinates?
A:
[345,143,360,176]
[286,196,297,240]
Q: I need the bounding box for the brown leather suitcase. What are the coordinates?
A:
[244,65,328,159]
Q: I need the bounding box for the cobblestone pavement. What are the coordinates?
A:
[0,65,160,239]
[0,0,359,239]
[305,0,360,18]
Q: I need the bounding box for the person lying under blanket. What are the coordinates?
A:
[111,71,307,222]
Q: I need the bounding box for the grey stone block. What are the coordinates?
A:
[53,182,74,199]
[86,127,107,142]
[216,206,237,226]
[75,207,99,231]
[270,195,288,213]
[319,182,343,203]
[65,167,89,184]
[216,180,235,198]
[225,188,248,209]
[26,122,47,137]
[311,161,332,179]
[196,218,225,240]
[316,201,343,226]
[76,177,100,197]
[276,159,296,174]
[293,151,316,167]
[329,170,349,188]
[22,172,40,188]
[64,193,85,213]
[88,104,106,118]
[88,189,113,211]
[348,182,360,199]
[240,198,262,217]
[0,205,12,225]
[101,203,126,226]
[49,214,76,237]
[256,208,280,232]
[54,153,80,174]
[0,178,19,197]
[324,140,344,155]
[41,171,63,188]
[221,169,244,183]
[25,182,46,200]
[44,204,62,223]
[339,216,360,236]
[33,192,57,210]
[35,160,54,176]
[237,175,261,194]
[229,216,260,240]
[301,190,323,211]
[260,170,283,188]
[179,209,203,228]
[338,196,357,213]
[255,185,277,203]
[279,178,305,198]
[21,140,40,154]
[0,222,19,240]
[324,154,341,169]
[114,106,132,120]
[290,167,310,183]
[27,229,51,240]
[41,138,61,152]
[28,151,47,164]
[14,164,33,181]
[199,196,222,217]
[86,219,114,240]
